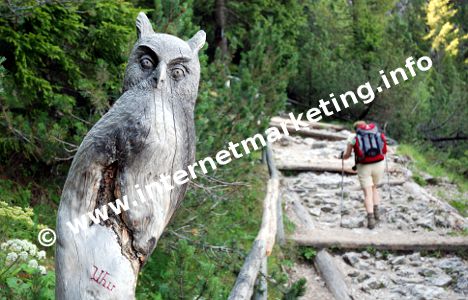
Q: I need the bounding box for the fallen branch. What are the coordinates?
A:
[314,249,352,300]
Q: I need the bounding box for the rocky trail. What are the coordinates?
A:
[270,117,468,300]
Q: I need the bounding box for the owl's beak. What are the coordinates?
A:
[153,62,167,90]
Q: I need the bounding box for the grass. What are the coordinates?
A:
[136,155,301,299]
[397,144,467,192]
[450,199,468,218]
[397,144,467,216]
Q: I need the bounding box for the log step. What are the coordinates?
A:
[292,228,468,251]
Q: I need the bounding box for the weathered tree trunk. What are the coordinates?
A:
[55,12,205,299]
[215,0,228,58]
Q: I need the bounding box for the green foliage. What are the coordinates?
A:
[283,278,306,300]
[301,247,317,262]
[289,0,466,164]
[192,0,305,156]
[0,0,139,165]
[151,0,198,38]
[425,0,466,56]
[136,160,265,298]
[365,246,377,256]
[0,201,46,241]
[398,144,467,190]
[0,179,31,207]
[0,239,54,299]
[450,199,467,217]
[289,0,401,115]
[0,56,5,94]
[137,239,222,299]
[412,173,427,187]
[398,143,467,216]
[0,0,466,297]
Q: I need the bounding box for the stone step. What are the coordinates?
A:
[292,228,468,251]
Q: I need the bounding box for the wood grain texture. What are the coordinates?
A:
[229,145,280,299]
[314,249,352,300]
[55,12,205,299]
[292,229,468,251]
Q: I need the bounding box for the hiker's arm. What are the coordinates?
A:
[381,133,387,154]
[343,144,353,159]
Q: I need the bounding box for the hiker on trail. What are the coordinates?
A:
[340,121,387,229]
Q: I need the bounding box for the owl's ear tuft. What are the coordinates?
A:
[136,12,154,39]
[187,30,206,53]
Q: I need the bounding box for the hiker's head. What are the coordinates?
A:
[353,121,367,130]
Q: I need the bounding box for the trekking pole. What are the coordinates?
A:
[385,155,392,200]
[383,122,392,200]
[340,155,345,226]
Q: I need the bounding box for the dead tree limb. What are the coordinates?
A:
[314,249,352,300]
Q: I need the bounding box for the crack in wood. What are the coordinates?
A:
[94,161,143,273]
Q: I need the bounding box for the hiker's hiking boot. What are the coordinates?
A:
[374,205,380,222]
[367,213,376,229]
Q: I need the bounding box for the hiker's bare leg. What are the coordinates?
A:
[363,186,376,229]
[372,185,380,205]
[363,186,374,213]
[372,185,381,221]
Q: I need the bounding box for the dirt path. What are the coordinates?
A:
[287,262,334,300]
[270,119,468,300]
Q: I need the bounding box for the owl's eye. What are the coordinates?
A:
[140,56,154,70]
[171,67,185,81]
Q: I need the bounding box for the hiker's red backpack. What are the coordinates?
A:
[354,123,387,164]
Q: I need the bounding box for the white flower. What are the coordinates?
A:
[28,244,37,256]
[0,242,7,250]
[12,244,22,252]
[38,265,47,275]
[28,259,38,269]
[6,252,18,265]
[18,251,29,261]
[36,250,46,260]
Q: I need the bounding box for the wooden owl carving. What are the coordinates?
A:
[55,12,205,299]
